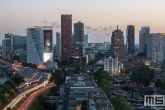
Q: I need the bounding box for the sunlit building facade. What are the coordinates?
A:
[111,26,125,62]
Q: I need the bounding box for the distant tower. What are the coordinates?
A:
[111,25,125,62]
[126,25,135,55]
[74,21,84,43]
[56,32,61,57]
[61,14,72,60]
[139,26,150,54]
[84,34,88,48]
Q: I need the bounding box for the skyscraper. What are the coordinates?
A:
[61,14,72,60]
[56,32,61,57]
[139,26,150,54]
[2,40,6,57]
[5,33,14,57]
[84,34,88,48]
[126,25,135,55]
[27,27,43,64]
[73,21,84,43]
[111,25,125,62]
[27,26,53,64]
[147,33,165,62]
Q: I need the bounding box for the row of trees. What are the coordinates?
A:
[111,95,133,110]
[0,80,16,107]
[130,65,154,86]
[22,62,37,69]
[87,52,104,66]
[35,95,56,110]
[93,69,133,110]
[50,64,87,87]
[0,74,25,108]
[93,69,110,97]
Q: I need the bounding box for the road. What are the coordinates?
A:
[3,73,51,110]
[18,84,54,110]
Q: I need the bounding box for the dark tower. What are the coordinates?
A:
[126,25,135,55]
[61,15,72,60]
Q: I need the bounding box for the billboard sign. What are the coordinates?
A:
[144,95,165,106]
[44,30,52,53]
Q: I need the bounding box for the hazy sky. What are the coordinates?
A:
[0,0,165,44]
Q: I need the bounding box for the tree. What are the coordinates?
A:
[13,55,20,61]
[0,93,7,104]
[50,86,59,94]
[11,74,25,86]
[111,95,133,110]
[74,64,86,74]
[143,77,150,86]
[50,70,65,87]
[4,80,16,89]
[155,79,163,88]
[35,95,56,110]
[81,100,88,110]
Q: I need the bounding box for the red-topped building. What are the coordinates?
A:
[61,14,72,60]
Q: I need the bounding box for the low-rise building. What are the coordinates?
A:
[88,88,114,110]
[123,61,145,70]
[59,73,114,110]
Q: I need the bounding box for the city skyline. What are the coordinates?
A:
[1,0,165,44]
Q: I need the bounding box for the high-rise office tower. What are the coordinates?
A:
[2,40,6,57]
[84,34,88,48]
[126,25,135,55]
[111,25,125,62]
[74,21,84,43]
[5,33,14,57]
[139,26,150,54]
[104,42,110,50]
[147,33,165,62]
[13,35,26,51]
[61,14,72,60]
[27,26,53,64]
[56,32,61,57]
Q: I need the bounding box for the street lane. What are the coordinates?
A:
[3,73,51,110]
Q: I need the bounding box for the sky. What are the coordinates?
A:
[0,0,165,45]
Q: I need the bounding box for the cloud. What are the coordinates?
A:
[92,28,97,31]
[6,14,11,17]
[87,32,91,34]
[51,22,61,28]
[43,20,49,25]
[92,34,98,36]
[105,33,111,36]
[103,27,107,31]
[85,26,91,31]
[109,26,112,30]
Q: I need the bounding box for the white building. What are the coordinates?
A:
[84,34,88,48]
[27,26,53,64]
[147,33,165,62]
[56,32,61,57]
[104,56,118,75]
